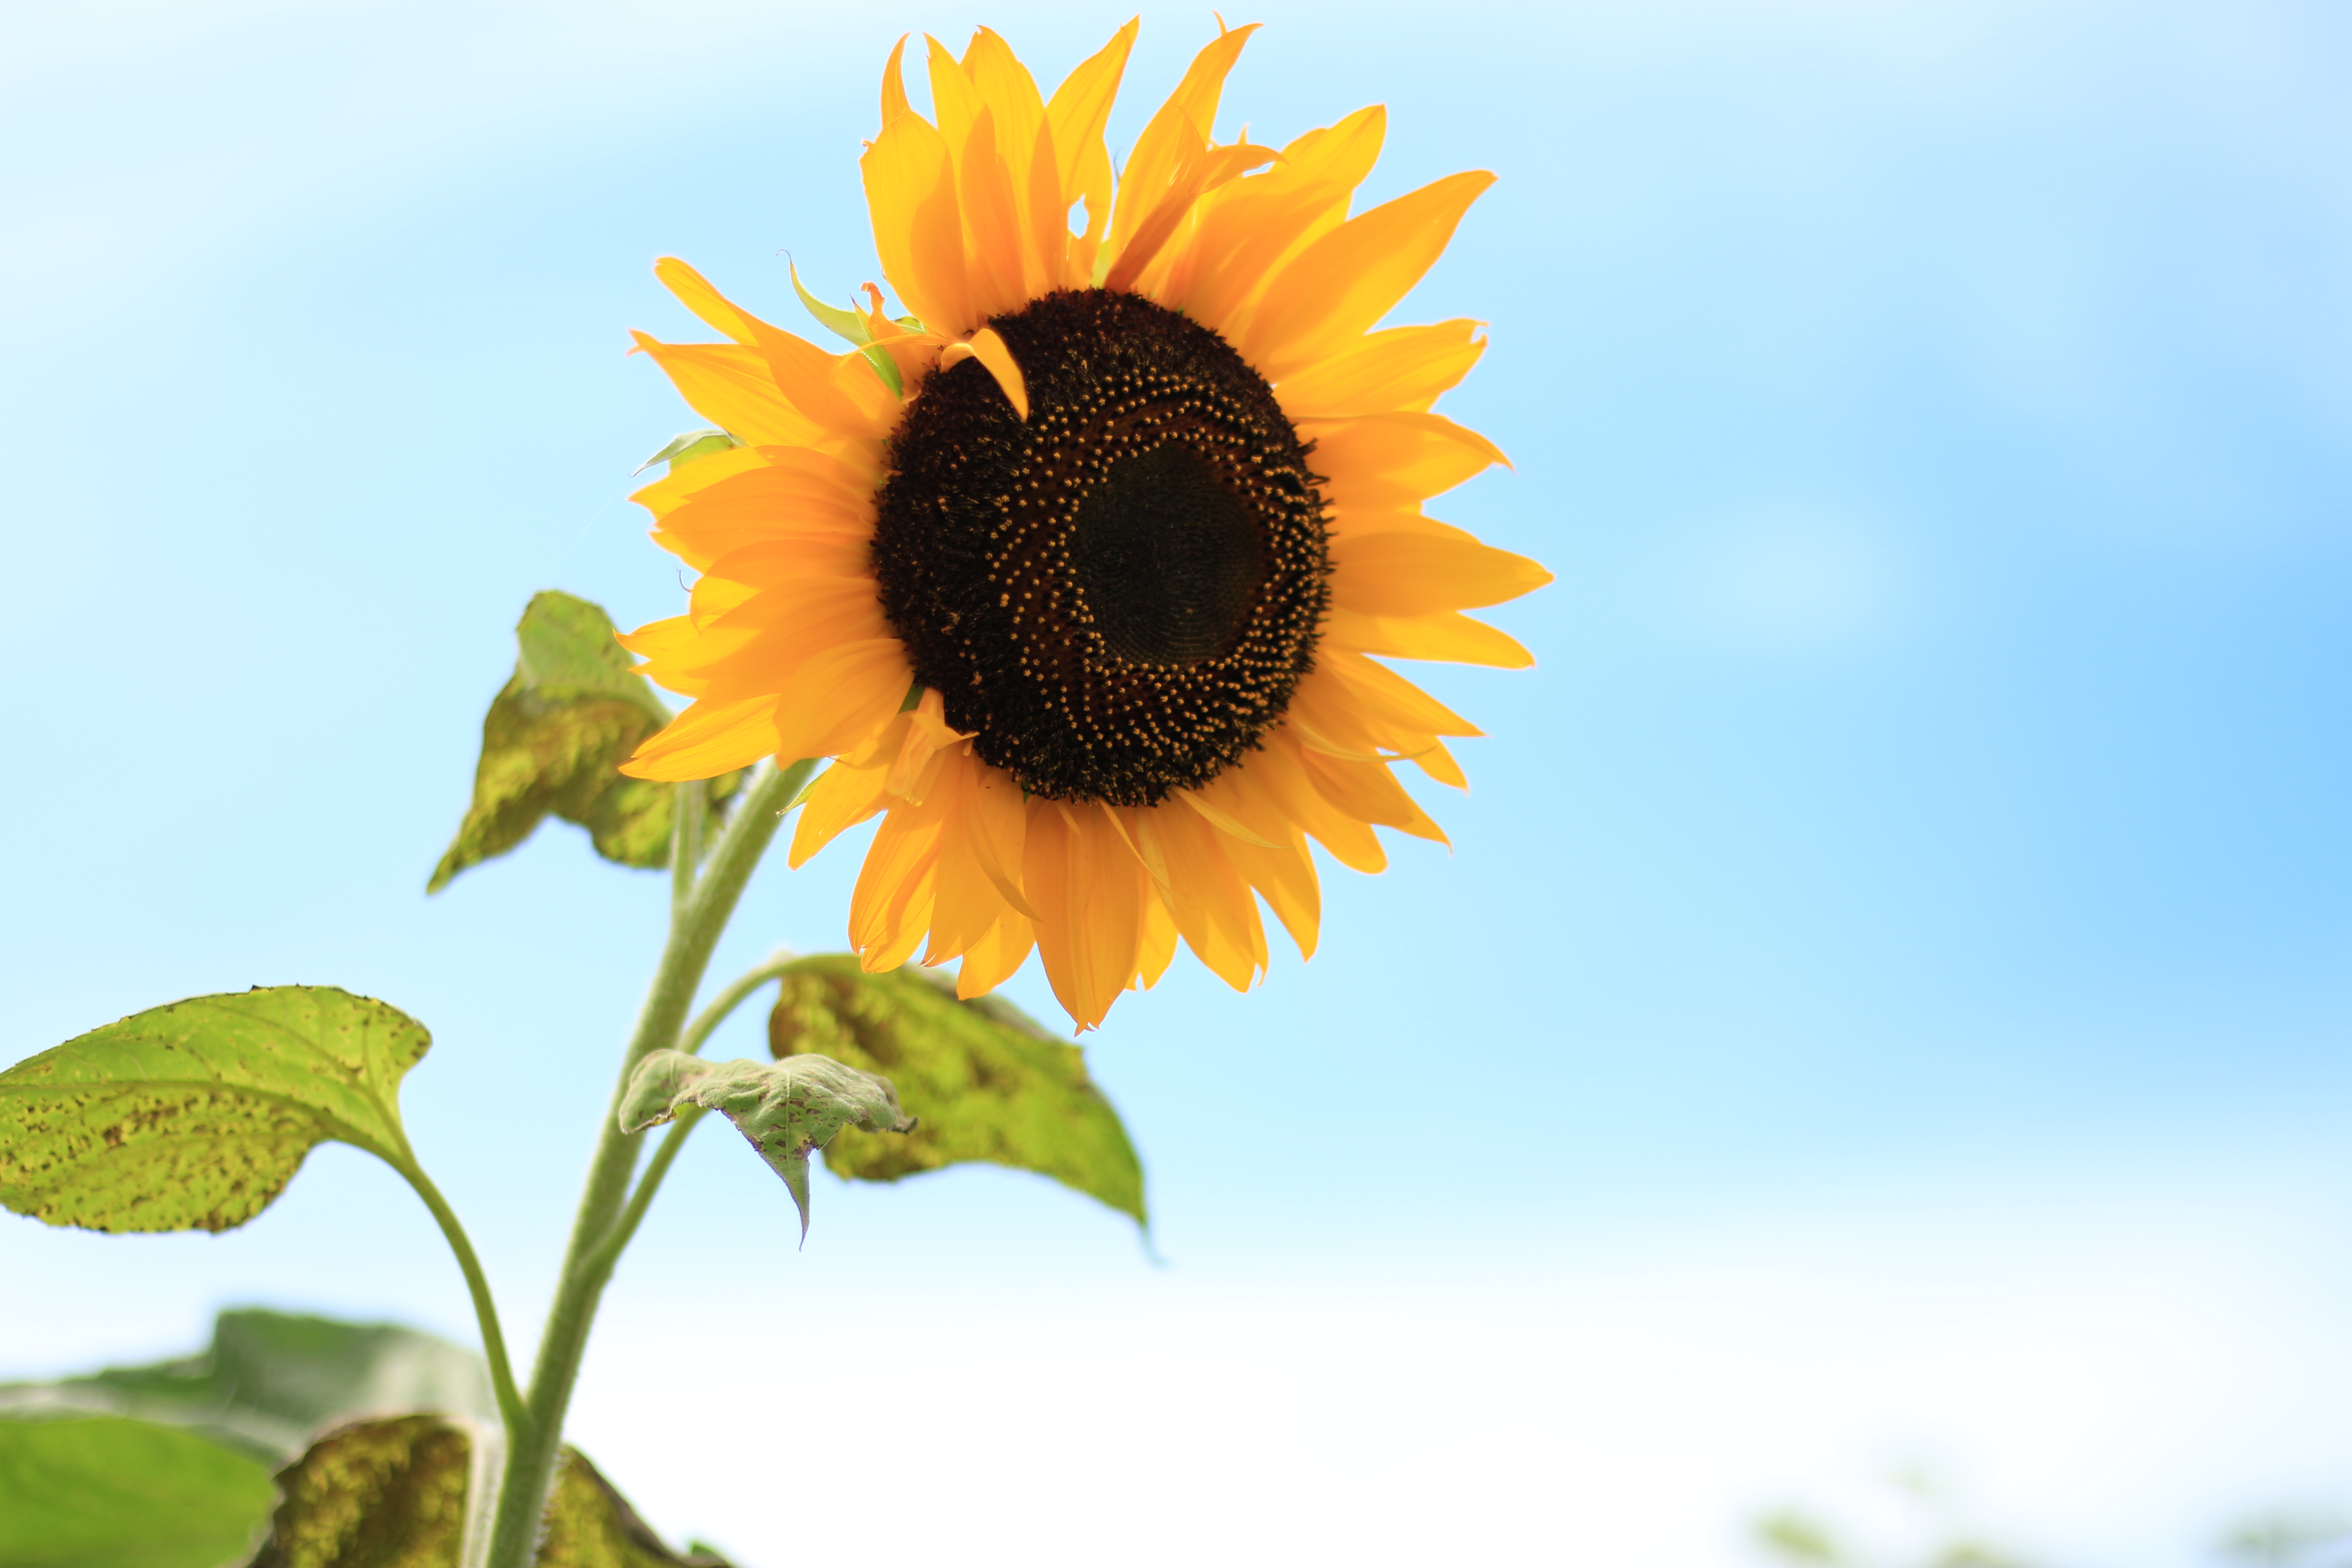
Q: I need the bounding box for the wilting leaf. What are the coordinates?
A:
[428,591,741,893]
[619,1049,914,1238]
[0,1415,276,1568]
[246,1415,728,1568]
[0,987,431,1234]
[0,1308,496,1463]
[769,957,1146,1227]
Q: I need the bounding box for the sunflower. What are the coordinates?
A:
[618,20,1551,1030]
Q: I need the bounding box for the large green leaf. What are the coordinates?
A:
[0,987,428,1233]
[247,1415,727,1568]
[429,591,742,893]
[0,1309,495,1463]
[619,1050,914,1238]
[768,957,1146,1227]
[0,1415,276,1568]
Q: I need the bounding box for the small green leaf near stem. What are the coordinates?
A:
[578,946,805,1280]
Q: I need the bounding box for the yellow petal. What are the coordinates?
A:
[769,637,910,761]
[1321,648,1483,739]
[964,759,1037,918]
[1321,607,1536,669]
[956,108,1029,320]
[1025,802,1147,1031]
[1329,529,1553,615]
[1411,739,1469,791]
[1157,106,1386,327]
[878,34,913,129]
[628,441,769,525]
[1241,732,1388,874]
[1044,20,1138,214]
[1137,800,1267,990]
[628,333,825,449]
[961,27,1056,289]
[861,110,973,338]
[1219,832,1322,960]
[850,781,949,971]
[620,694,779,781]
[652,451,873,571]
[1107,138,1279,296]
[1274,320,1486,419]
[1106,23,1258,261]
[789,755,891,867]
[966,325,1029,420]
[955,908,1035,999]
[1134,894,1179,991]
[653,255,762,344]
[1305,411,1510,513]
[1242,170,1496,382]
[1298,749,1447,845]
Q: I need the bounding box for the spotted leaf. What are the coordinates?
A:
[429,590,742,892]
[769,956,1146,1229]
[0,987,429,1234]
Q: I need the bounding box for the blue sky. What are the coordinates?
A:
[4,3,2349,1563]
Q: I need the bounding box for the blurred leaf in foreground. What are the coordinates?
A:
[769,956,1146,1229]
[0,988,429,1234]
[429,590,741,892]
[0,1414,275,1568]
[0,1307,495,1462]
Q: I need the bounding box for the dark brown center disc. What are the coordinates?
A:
[871,289,1329,807]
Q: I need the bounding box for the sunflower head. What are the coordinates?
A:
[620,21,1552,1030]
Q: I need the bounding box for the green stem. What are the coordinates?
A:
[578,1111,700,1283]
[577,946,806,1282]
[481,757,816,1568]
[670,778,705,912]
[392,1155,529,1441]
[678,947,802,1057]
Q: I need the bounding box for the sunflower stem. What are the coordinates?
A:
[669,777,705,911]
[479,757,815,1568]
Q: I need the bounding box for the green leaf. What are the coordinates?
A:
[618,1049,914,1238]
[247,1415,730,1568]
[0,1308,496,1463]
[0,987,429,1234]
[786,261,906,396]
[634,429,740,475]
[0,1415,276,1568]
[788,258,870,346]
[768,957,1147,1228]
[429,591,743,892]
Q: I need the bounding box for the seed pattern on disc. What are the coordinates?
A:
[872,289,1330,807]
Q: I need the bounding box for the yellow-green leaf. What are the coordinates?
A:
[769,957,1146,1228]
[246,1415,728,1568]
[429,591,742,892]
[0,987,428,1234]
